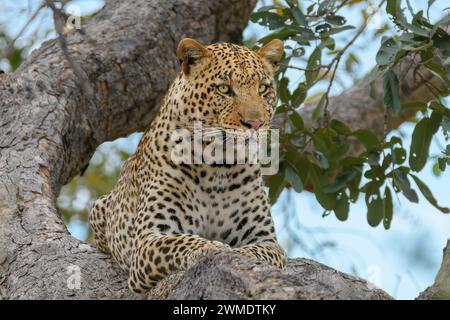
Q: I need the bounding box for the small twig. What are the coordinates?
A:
[405,0,415,17]
[278,63,327,72]
[320,0,387,122]
[416,70,443,99]
[45,0,94,98]
[322,59,339,126]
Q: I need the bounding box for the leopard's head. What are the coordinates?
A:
[175,38,284,132]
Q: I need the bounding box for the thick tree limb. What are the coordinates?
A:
[419,241,450,300]
[0,0,446,300]
[147,252,391,300]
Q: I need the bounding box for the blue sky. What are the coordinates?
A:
[2,0,449,299]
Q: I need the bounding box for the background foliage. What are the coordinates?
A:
[251,0,449,229]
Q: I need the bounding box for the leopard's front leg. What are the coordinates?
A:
[233,241,287,268]
[227,187,287,269]
[129,230,231,293]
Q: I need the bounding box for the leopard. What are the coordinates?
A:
[89,37,288,293]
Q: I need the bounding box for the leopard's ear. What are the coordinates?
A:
[257,39,284,69]
[177,38,210,75]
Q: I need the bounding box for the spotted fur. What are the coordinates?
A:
[89,38,287,293]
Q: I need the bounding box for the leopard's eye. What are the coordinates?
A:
[217,84,231,95]
[258,84,270,95]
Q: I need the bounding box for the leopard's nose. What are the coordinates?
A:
[240,119,265,130]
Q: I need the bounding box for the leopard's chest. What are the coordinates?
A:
[188,165,265,242]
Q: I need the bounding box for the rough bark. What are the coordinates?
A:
[147,252,391,300]
[418,241,450,300]
[0,0,447,300]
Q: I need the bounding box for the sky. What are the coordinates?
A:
[1,0,449,300]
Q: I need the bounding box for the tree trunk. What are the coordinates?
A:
[0,0,447,300]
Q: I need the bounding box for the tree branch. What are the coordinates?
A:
[418,241,450,300]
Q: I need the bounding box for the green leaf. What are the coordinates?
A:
[382,154,393,169]
[312,131,327,153]
[347,167,362,202]
[411,174,449,213]
[289,112,304,131]
[365,164,386,181]
[312,94,326,122]
[323,171,356,194]
[367,152,381,166]
[388,136,403,148]
[319,37,335,50]
[268,174,286,204]
[7,48,24,71]
[352,129,380,151]
[334,193,349,221]
[290,26,316,42]
[290,6,308,27]
[393,168,419,203]
[259,28,297,44]
[278,77,290,103]
[312,151,329,169]
[409,111,442,172]
[250,11,285,29]
[291,83,307,107]
[289,155,310,183]
[376,37,403,66]
[275,105,287,114]
[328,25,355,35]
[383,187,394,229]
[305,47,322,87]
[433,162,442,176]
[366,192,384,227]
[285,164,304,193]
[330,119,352,136]
[309,164,337,210]
[383,70,401,116]
[438,157,447,171]
[442,116,450,133]
[392,148,407,164]
[429,102,450,117]
[386,0,430,36]
[317,1,330,15]
[361,180,382,195]
[433,28,450,54]
[386,0,400,18]
[256,5,277,13]
[325,15,346,26]
[315,23,332,34]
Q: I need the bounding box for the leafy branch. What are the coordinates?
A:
[252,0,450,228]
